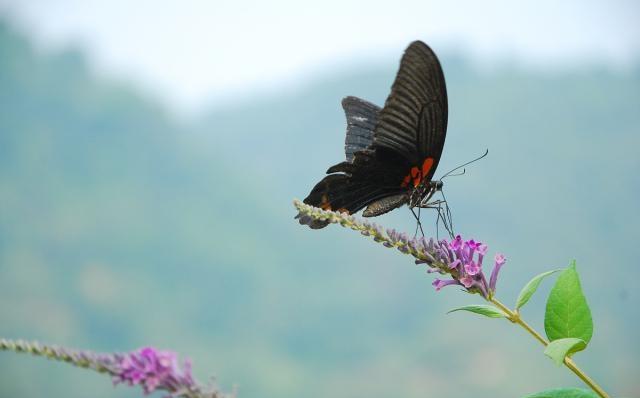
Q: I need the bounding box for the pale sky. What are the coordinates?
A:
[1,0,638,114]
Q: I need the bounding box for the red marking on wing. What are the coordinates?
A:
[401,174,411,187]
[401,157,436,188]
[320,194,332,210]
[411,166,421,187]
[422,158,434,177]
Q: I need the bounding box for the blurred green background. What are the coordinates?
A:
[0,2,639,397]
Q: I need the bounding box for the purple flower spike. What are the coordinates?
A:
[450,235,463,251]
[432,278,460,291]
[476,243,488,267]
[435,235,506,298]
[114,347,195,395]
[489,253,507,293]
[464,261,481,276]
[294,201,510,300]
[459,276,475,288]
[0,339,229,398]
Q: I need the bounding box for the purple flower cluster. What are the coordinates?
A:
[430,235,506,298]
[0,339,230,398]
[113,347,195,396]
[293,200,507,300]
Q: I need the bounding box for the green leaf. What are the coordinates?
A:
[447,305,506,318]
[522,387,598,398]
[544,337,587,366]
[544,261,593,344]
[515,269,562,310]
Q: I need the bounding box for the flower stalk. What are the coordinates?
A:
[0,338,229,398]
[294,199,611,398]
[489,298,610,398]
[295,200,506,298]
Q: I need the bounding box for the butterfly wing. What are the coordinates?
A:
[299,41,448,227]
[374,40,448,181]
[342,96,381,162]
[300,150,407,228]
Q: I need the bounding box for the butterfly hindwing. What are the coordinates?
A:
[300,151,407,227]
[342,96,381,162]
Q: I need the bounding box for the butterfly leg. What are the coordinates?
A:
[420,199,455,240]
[433,201,446,240]
[410,207,425,238]
[435,205,441,240]
[438,201,454,239]
[436,201,453,240]
[440,190,455,239]
[435,201,448,240]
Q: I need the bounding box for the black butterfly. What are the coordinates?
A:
[299,41,451,234]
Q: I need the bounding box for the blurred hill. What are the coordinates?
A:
[1,20,639,398]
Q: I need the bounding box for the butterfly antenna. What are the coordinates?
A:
[444,168,466,178]
[440,149,489,180]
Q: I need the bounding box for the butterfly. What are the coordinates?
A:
[299,41,451,235]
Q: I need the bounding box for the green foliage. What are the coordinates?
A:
[447,305,507,318]
[543,338,587,366]
[522,387,598,398]
[516,269,562,310]
[544,261,593,344]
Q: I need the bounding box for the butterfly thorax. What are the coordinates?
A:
[408,180,442,208]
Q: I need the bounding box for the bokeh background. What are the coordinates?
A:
[1,1,639,397]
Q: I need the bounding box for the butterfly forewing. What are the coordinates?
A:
[374,41,448,178]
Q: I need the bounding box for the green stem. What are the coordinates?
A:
[0,338,113,374]
[489,298,610,398]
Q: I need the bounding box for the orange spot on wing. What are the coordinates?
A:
[402,159,435,188]
[320,194,332,210]
[336,208,349,214]
[411,166,421,187]
[422,157,434,177]
[401,174,411,187]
